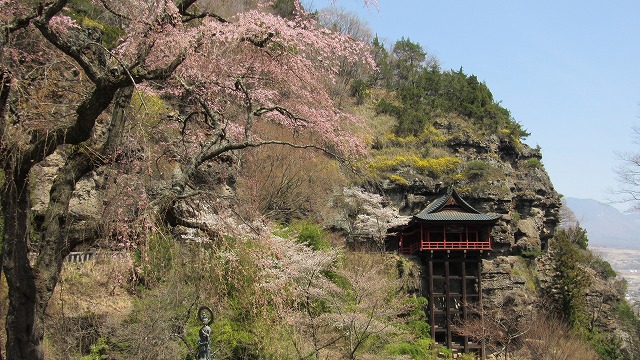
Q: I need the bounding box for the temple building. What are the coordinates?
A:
[388,187,501,358]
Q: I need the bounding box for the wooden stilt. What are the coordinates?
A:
[428,253,435,340]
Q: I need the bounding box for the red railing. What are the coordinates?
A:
[421,241,491,250]
[399,242,421,255]
[399,241,491,255]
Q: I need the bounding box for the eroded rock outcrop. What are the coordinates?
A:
[358,137,562,258]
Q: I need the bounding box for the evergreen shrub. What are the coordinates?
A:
[523,158,542,169]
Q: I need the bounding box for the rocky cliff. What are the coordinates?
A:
[332,118,637,357]
[337,122,562,258]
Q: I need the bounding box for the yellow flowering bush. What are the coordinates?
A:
[365,155,462,180]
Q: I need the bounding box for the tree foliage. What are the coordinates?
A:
[549,227,591,328]
[371,38,529,140]
[0,1,373,358]
[317,6,373,43]
[546,226,634,359]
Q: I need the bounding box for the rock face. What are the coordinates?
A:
[331,128,562,258]
[31,151,104,222]
[330,187,410,250]
[373,137,562,258]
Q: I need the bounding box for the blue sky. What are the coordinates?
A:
[308,0,640,210]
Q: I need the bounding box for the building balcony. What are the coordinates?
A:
[399,240,491,255]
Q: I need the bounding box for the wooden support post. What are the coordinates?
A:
[462,257,469,353]
[465,226,469,247]
[445,253,452,349]
[443,224,447,247]
[478,258,485,360]
[428,253,435,340]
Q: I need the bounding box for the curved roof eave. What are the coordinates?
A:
[413,188,501,222]
[414,212,502,222]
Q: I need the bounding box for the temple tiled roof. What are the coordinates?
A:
[413,187,501,222]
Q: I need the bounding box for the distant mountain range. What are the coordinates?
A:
[564,197,640,249]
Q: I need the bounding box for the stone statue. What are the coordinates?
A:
[197,306,214,360]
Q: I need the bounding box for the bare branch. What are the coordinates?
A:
[254,105,308,126]
[179,79,224,130]
[132,50,188,81]
[98,0,132,21]
[199,140,343,167]
[25,86,117,168]
[177,0,228,23]
[38,0,68,22]
[32,0,112,85]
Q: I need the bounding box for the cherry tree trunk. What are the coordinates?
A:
[1,86,131,360]
[2,169,41,360]
[3,157,93,359]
